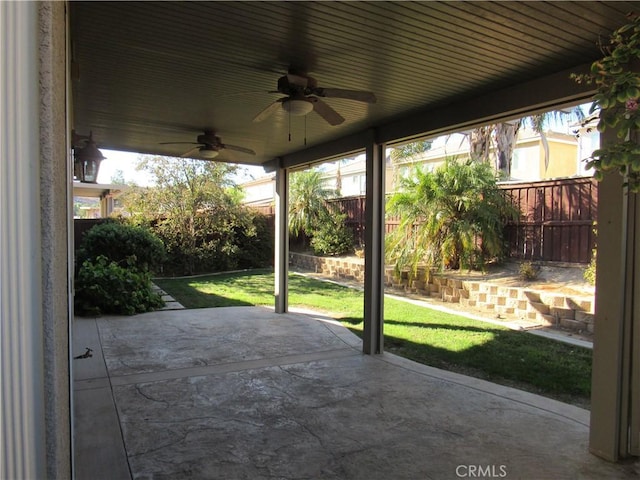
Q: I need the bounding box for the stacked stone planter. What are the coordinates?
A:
[385,267,594,334]
[290,253,594,335]
[291,252,365,283]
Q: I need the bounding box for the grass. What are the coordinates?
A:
[155,269,592,408]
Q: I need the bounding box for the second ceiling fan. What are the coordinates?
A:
[253,71,377,126]
[160,130,255,159]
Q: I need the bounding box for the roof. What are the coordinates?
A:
[69,1,635,169]
[73,182,128,199]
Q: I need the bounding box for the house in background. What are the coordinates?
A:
[572,115,601,177]
[392,127,595,186]
[241,127,597,204]
[510,129,591,181]
[72,182,128,218]
[240,155,395,204]
[320,155,394,197]
[241,172,276,207]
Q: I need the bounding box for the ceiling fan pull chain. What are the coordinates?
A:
[288,108,291,142]
[304,115,307,146]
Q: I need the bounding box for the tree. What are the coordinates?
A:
[389,139,433,186]
[467,109,585,178]
[389,140,433,162]
[310,211,354,256]
[119,156,270,275]
[288,168,333,238]
[110,168,126,185]
[386,158,518,275]
[572,12,640,192]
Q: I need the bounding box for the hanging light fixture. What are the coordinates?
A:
[199,147,219,159]
[73,131,106,183]
[281,97,313,116]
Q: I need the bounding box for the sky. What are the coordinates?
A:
[96,150,153,186]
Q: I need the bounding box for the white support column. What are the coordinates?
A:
[1,2,47,479]
[274,167,289,313]
[589,130,640,460]
[363,140,385,354]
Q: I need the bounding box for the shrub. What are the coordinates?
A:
[74,256,164,316]
[584,249,597,286]
[77,220,166,273]
[584,223,597,286]
[310,213,354,256]
[235,213,274,268]
[153,208,273,276]
[519,261,540,281]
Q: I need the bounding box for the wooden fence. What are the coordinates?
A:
[322,177,597,264]
[78,178,596,264]
[74,218,105,249]
[501,177,597,264]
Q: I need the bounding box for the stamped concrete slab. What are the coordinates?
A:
[74,387,131,480]
[73,317,131,479]
[74,307,639,480]
[96,307,352,377]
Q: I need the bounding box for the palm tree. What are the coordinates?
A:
[389,139,433,186]
[468,107,586,177]
[386,158,518,275]
[288,168,333,238]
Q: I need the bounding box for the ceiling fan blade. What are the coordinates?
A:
[159,141,200,145]
[222,144,256,156]
[310,97,345,126]
[315,88,377,103]
[180,146,202,158]
[253,99,284,122]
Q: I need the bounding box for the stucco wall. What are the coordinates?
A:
[39,2,72,478]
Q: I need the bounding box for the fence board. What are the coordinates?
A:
[326,177,598,264]
[501,177,597,263]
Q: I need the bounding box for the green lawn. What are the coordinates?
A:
[155,269,592,408]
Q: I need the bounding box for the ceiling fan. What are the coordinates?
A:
[253,71,377,126]
[159,130,255,159]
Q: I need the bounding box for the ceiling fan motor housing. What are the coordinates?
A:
[197,132,220,145]
[278,73,317,96]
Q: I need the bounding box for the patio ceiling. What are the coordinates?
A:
[69,1,636,169]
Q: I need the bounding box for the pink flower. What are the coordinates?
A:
[626,98,638,112]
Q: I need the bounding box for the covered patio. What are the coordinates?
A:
[2,2,639,478]
[74,307,637,479]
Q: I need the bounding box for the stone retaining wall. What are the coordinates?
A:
[406,273,595,334]
[291,252,366,283]
[290,253,594,335]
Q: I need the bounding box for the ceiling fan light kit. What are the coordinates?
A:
[282,98,314,116]
[199,148,219,159]
[253,71,376,127]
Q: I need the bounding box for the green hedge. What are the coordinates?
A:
[74,221,166,316]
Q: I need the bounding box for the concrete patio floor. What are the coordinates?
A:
[73,306,639,480]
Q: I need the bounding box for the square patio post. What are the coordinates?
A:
[589,128,640,460]
[274,166,289,313]
[363,139,385,354]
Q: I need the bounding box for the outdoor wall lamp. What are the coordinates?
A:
[73,130,106,183]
